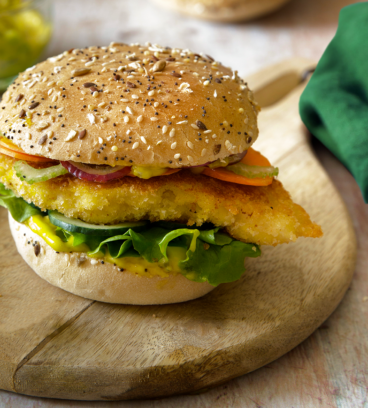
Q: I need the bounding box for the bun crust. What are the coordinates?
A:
[9,215,214,305]
[0,43,259,168]
[152,0,291,22]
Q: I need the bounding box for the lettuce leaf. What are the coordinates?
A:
[179,240,261,286]
[0,182,42,222]
[64,225,261,286]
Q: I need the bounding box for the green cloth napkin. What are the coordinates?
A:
[299,2,368,203]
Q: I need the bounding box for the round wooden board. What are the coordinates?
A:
[0,59,356,401]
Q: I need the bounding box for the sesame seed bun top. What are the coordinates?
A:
[0,43,259,168]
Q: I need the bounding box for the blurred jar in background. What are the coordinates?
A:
[151,0,292,22]
[0,0,52,90]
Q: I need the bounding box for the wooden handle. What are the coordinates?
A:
[246,58,316,108]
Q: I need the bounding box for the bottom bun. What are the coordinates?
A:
[9,215,215,305]
[152,0,291,22]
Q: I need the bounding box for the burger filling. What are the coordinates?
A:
[0,136,322,286]
[0,136,278,184]
[0,181,261,285]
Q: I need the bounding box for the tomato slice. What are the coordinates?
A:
[202,148,274,186]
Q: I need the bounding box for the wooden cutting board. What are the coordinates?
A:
[0,58,356,401]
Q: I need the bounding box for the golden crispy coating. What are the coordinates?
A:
[0,153,322,246]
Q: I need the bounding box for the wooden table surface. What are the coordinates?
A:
[0,0,366,406]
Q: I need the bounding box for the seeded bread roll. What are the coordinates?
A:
[9,214,215,305]
[151,0,292,22]
[0,43,259,168]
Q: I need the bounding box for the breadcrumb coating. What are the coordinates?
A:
[0,154,322,246]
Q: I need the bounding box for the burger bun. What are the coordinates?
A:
[9,214,215,305]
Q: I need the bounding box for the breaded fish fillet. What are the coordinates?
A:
[0,154,322,246]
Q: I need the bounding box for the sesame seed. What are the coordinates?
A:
[150,117,158,121]
[187,141,194,149]
[124,116,130,123]
[212,134,217,139]
[65,130,77,142]
[169,129,175,137]
[171,142,177,149]
[112,145,118,151]
[132,142,139,149]
[191,124,199,130]
[140,136,147,144]
[87,113,95,124]
[35,121,50,131]
[201,148,207,157]
[225,140,233,151]
[174,153,181,159]
[187,155,193,162]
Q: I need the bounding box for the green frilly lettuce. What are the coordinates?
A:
[57,225,261,286]
[1,182,261,286]
[0,182,42,222]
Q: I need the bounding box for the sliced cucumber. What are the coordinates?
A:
[227,163,279,179]
[49,211,147,236]
[14,161,68,184]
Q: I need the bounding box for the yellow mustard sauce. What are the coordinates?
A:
[104,246,186,278]
[25,215,89,253]
[25,215,188,279]
[131,165,167,179]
